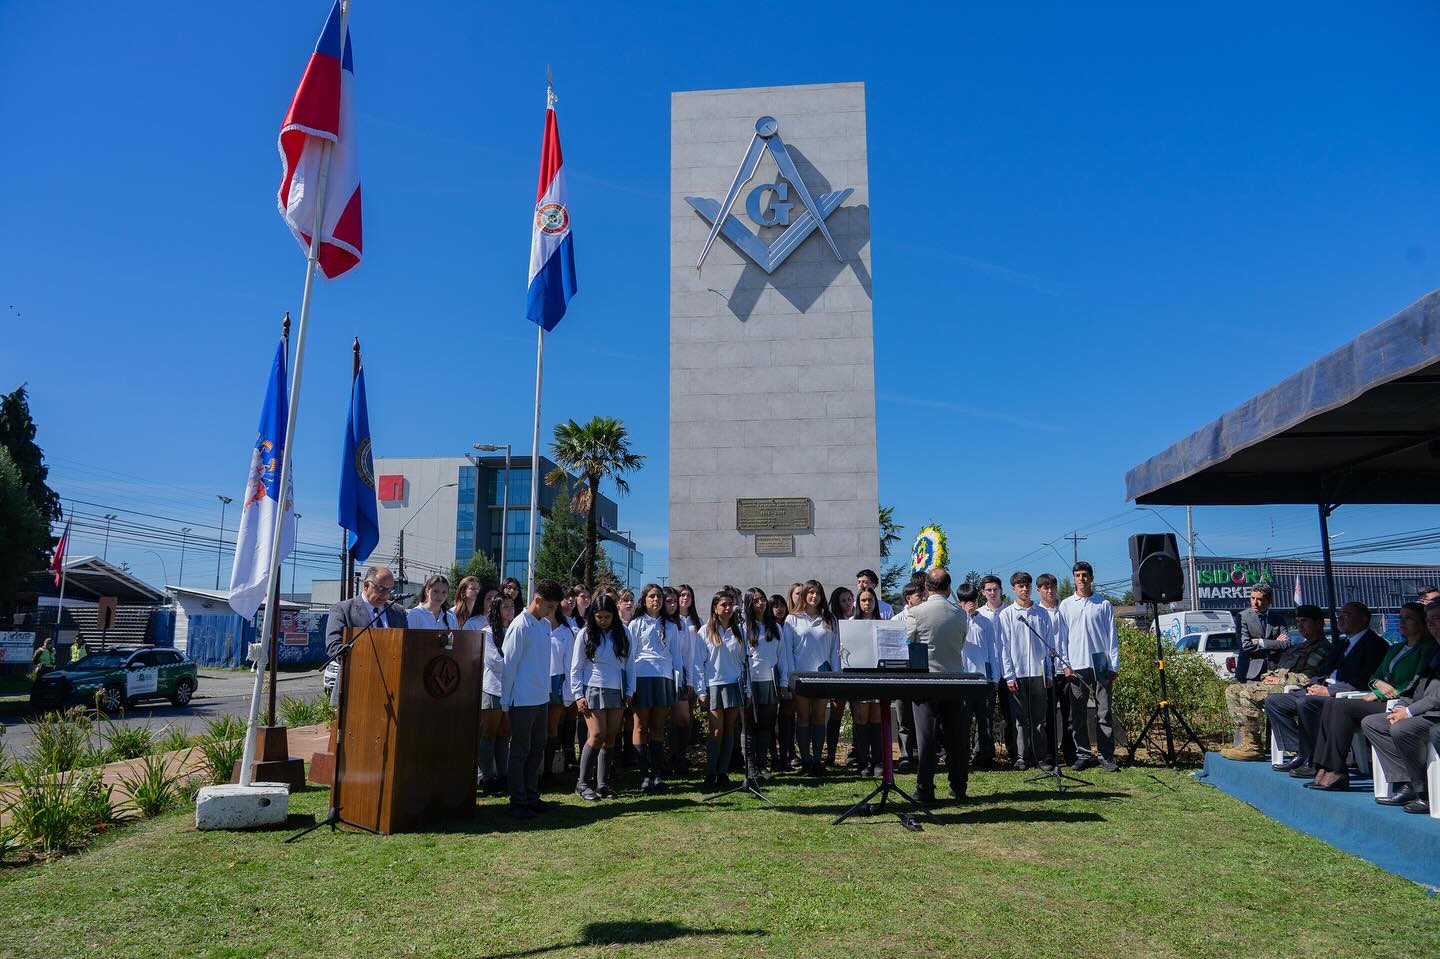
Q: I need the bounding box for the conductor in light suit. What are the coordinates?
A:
[904,567,972,804]
[324,565,407,706]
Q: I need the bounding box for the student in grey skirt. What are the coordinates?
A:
[627,584,684,793]
[696,591,747,789]
[569,596,632,801]
[477,594,516,796]
[742,587,791,779]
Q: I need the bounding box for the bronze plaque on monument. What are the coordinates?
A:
[754,534,795,557]
[736,497,812,532]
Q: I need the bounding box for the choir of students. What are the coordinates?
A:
[396,561,1119,817]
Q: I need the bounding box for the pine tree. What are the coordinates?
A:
[0,384,61,523]
[0,446,49,614]
[535,481,588,586]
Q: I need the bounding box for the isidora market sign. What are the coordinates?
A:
[1196,563,1274,602]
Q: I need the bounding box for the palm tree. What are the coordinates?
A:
[545,416,645,589]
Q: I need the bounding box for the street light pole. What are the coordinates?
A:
[291,513,302,597]
[215,495,233,589]
[102,514,117,561]
[178,527,191,587]
[398,482,457,599]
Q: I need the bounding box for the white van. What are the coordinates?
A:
[1157,610,1236,646]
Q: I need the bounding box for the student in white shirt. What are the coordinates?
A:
[476,593,515,796]
[772,593,802,771]
[1057,562,1120,771]
[998,571,1054,771]
[407,575,458,630]
[893,579,927,771]
[628,584,684,793]
[856,569,894,619]
[788,580,842,776]
[544,607,579,783]
[668,586,701,773]
[696,591,747,789]
[500,578,563,820]
[570,595,631,801]
[977,575,1014,766]
[825,586,856,767]
[743,588,791,780]
[956,582,1000,767]
[1035,573,1067,765]
[851,588,886,774]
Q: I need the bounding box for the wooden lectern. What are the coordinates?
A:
[334,627,483,834]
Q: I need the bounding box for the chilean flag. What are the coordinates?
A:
[526,87,576,331]
[51,512,70,587]
[277,0,362,279]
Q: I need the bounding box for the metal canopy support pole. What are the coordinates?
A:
[1318,502,1341,634]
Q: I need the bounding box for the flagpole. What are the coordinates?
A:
[526,324,544,599]
[261,313,292,729]
[54,507,70,652]
[239,3,348,787]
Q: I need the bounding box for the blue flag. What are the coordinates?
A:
[228,338,296,619]
[338,365,379,563]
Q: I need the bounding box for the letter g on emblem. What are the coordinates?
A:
[745,182,792,227]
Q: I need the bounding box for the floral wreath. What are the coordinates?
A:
[911,524,948,574]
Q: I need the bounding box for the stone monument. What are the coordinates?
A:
[669,82,879,601]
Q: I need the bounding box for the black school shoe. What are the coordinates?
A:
[576,784,600,802]
[1376,784,1419,807]
[1403,797,1431,815]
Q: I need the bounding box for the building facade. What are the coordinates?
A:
[371,454,643,595]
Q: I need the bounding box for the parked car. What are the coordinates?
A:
[29,645,199,714]
[1177,630,1239,679]
[1157,610,1236,646]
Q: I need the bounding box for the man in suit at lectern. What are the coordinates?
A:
[325,565,407,706]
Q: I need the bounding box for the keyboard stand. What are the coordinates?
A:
[832,698,934,832]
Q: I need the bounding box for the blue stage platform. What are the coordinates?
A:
[1199,753,1440,889]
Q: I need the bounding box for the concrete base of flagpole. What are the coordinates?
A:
[195,782,290,830]
[231,726,308,791]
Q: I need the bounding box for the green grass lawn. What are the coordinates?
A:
[1,766,1436,959]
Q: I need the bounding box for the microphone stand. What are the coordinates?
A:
[1016,611,1091,792]
[703,625,768,804]
[285,599,402,843]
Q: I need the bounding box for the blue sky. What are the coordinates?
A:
[4,2,1439,593]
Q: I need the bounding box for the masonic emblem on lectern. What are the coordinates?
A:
[688,116,853,274]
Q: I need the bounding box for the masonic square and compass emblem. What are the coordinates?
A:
[687,116,853,274]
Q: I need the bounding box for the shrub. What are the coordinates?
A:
[157,723,194,754]
[103,717,155,761]
[196,716,246,786]
[118,753,184,818]
[3,751,117,856]
[177,775,205,805]
[29,707,93,772]
[279,694,336,728]
[1112,622,1232,757]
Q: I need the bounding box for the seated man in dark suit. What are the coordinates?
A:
[1266,601,1388,777]
[324,565,407,705]
[1361,600,1440,814]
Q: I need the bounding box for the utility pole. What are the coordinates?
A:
[1186,505,1198,610]
[1063,529,1087,566]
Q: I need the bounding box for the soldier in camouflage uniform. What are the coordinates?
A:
[1219,604,1333,761]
